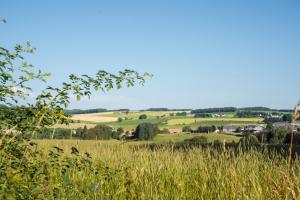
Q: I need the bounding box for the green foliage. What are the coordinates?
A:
[176,112,187,116]
[236,111,267,118]
[184,136,208,143]
[84,125,113,140]
[182,126,192,133]
[192,107,236,114]
[257,124,291,145]
[197,126,216,133]
[0,137,119,199]
[282,114,292,122]
[133,123,159,140]
[194,113,212,118]
[118,117,123,122]
[138,114,147,120]
[64,108,107,115]
[239,134,260,146]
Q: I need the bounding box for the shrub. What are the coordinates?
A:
[139,114,147,120]
[133,123,158,140]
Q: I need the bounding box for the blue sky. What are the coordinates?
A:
[1,0,300,109]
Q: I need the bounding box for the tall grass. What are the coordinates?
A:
[22,140,300,200]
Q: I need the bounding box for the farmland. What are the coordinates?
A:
[68,111,264,131]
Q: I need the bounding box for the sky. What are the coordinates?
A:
[1,0,300,110]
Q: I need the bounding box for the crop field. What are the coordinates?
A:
[27,139,300,199]
[72,112,118,122]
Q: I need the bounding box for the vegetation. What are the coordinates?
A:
[1,139,297,199]
[184,136,208,143]
[133,123,159,140]
[138,114,148,120]
[192,107,237,114]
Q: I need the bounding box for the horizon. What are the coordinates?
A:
[2,0,300,110]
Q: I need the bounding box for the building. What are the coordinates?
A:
[244,125,265,133]
[222,126,237,133]
[273,121,300,130]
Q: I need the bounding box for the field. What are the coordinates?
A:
[67,111,264,131]
[27,139,300,199]
[153,133,240,143]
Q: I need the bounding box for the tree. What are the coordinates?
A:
[118,117,123,122]
[176,112,187,116]
[182,126,192,133]
[139,114,147,120]
[84,125,112,140]
[282,114,292,122]
[132,123,158,140]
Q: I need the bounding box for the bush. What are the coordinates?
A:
[139,114,147,120]
[133,123,158,140]
[184,136,208,143]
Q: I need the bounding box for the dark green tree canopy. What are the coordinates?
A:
[133,123,158,140]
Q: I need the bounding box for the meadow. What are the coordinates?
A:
[25,139,300,200]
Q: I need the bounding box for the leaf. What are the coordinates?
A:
[76,95,81,101]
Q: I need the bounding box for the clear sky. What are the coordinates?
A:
[1,0,300,110]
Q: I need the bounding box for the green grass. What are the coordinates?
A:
[21,139,300,199]
[153,133,240,143]
[100,111,178,119]
[167,117,263,126]
[100,117,168,131]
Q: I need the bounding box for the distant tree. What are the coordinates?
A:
[176,112,187,116]
[139,114,147,120]
[182,126,192,133]
[194,113,212,118]
[132,123,158,140]
[118,117,123,122]
[117,127,124,134]
[192,107,236,114]
[170,113,175,117]
[84,125,112,140]
[282,114,292,122]
[197,126,214,133]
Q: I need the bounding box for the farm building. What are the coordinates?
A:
[273,121,300,130]
[222,126,237,133]
[244,125,265,133]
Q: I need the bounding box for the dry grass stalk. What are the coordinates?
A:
[288,100,300,166]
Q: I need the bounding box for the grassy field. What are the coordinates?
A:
[167,117,263,126]
[27,139,300,199]
[154,133,240,143]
